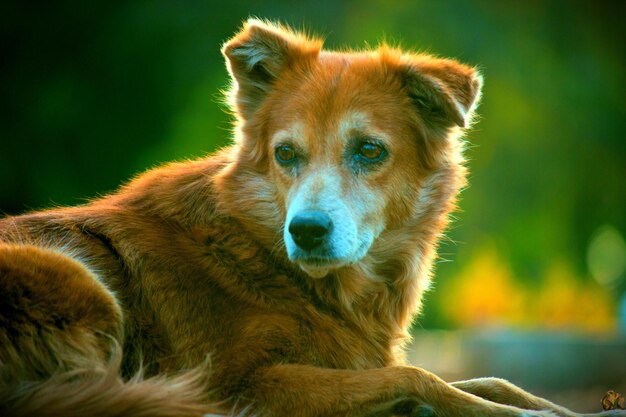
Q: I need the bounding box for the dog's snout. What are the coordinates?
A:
[288,211,332,250]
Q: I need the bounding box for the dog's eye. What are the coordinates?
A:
[275,145,296,164]
[356,142,385,162]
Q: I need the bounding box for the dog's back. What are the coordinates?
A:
[0,164,223,415]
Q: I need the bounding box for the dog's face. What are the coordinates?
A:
[265,73,426,278]
[223,20,482,278]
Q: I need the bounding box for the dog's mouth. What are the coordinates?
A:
[283,207,371,279]
[292,256,346,279]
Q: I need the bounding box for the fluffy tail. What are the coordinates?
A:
[0,243,225,416]
[0,351,225,417]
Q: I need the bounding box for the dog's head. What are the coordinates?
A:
[221,20,482,279]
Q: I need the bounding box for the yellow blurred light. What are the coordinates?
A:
[533,263,616,333]
[441,244,617,333]
[440,245,526,328]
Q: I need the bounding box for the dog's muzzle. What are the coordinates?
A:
[288,211,332,251]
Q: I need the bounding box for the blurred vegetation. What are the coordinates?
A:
[1,0,625,333]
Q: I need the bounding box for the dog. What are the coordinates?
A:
[0,19,621,417]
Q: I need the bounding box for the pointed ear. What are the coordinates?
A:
[222,19,322,120]
[399,55,483,131]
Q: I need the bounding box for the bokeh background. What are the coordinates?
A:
[2,0,625,412]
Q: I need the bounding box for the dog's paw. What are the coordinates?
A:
[362,396,436,417]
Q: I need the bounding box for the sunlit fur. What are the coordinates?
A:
[0,18,609,417]
[219,19,483,322]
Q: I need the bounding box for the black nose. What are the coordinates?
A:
[288,211,332,251]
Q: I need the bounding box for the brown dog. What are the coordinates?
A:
[0,19,620,417]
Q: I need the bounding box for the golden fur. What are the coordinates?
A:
[0,19,621,417]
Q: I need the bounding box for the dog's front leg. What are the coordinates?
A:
[234,364,559,417]
[452,378,626,417]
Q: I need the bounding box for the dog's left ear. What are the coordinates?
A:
[399,56,483,131]
[222,19,322,120]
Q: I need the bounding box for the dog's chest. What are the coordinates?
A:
[233,304,396,371]
[145,223,398,371]
[307,313,395,369]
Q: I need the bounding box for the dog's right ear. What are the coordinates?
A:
[222,19,322,120]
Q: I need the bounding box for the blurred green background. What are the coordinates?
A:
[1,1,625,334]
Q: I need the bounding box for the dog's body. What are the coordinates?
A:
[0,20,620,417]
